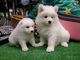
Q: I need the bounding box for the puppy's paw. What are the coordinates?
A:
[32,44,39,47]
[46,47,54,52]
[33,42,44,47]
[61,42,68,47]
[22,47,29,51]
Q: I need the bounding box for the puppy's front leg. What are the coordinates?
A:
[46,36,56,52]
[19,40,28,51]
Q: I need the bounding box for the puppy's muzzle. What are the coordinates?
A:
[48,21,52,24]
[31,30,34,33]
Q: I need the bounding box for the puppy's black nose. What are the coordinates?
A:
[31,31,34,33]
[48,21,51,24]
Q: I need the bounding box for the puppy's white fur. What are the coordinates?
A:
[9,18,36,51]
[35,4,70,52]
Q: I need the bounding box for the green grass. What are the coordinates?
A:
[0,40,80,60]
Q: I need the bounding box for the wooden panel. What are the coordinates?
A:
[11,15,25,28]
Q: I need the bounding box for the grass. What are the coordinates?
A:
[0,39,80,60]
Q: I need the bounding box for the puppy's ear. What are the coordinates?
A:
[54,6,59,12]
[38,4,44,14]
[18,21,23,26]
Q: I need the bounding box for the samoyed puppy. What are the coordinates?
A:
[9,18,36,51]
[35,4,70,52]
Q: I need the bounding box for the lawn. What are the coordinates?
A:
[0,39,80,60]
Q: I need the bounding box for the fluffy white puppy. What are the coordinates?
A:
[35,4,70,52]
[9,18,36,51]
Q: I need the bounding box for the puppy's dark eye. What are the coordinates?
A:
[44,16,47,18]
[26,26,29,28]
[51,16,53,18]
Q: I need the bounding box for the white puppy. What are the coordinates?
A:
[9,18,36,51]
[35,4,70,52]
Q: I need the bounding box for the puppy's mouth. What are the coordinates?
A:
[24,30,34,34]
[42,21,52,26]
